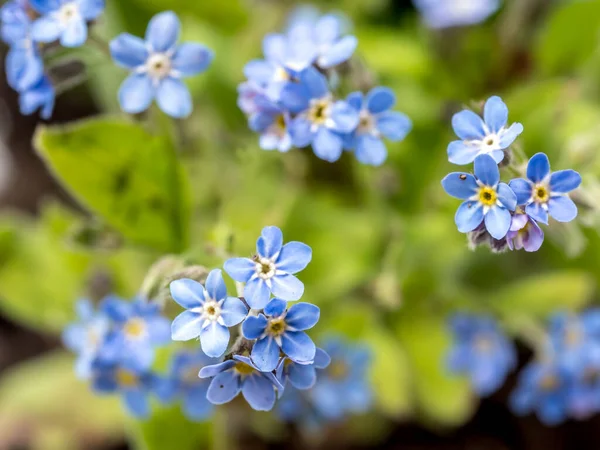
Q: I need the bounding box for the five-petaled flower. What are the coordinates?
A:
[508,152,582,225]
[170,269,248,358]
[442,153,517,239]
[506,211,544,252]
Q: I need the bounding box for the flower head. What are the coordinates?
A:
[414,0,501,29]
[224,226,312,310]
[442,153,517,239]
[506,211,544,252]
[19,74,55,119]
[242,298,320,371]
[508,153,582,225]
[110,11,213,118]
[448,96,523,165]
[277,347,331,390]
[248,97,293,153]
[170,269,248,358]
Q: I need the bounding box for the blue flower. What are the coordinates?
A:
[506,212,544,252]
[281,67,359,162]
[18,75,55,119]
[448,96,523,165]
[110,11,214,118]
[248,98,293,153]
[199,355,284,411]
[98,297,170,371]
[62,298,109,379]
[508,153,582,225]
[224,226,312,310]
[447,314,516,396]
[414,0,501,29]
[442,153,517,239]
[30,0,104,48]
[242,298,320,372]
[170,270,248,358]
[278,347,331,390]
[344,87,412,166]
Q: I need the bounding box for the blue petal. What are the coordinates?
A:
[171,311,203,341]
[62,324,86,353]
[249,111,277,132]
[156,77,192,118]
[366,87,395,114]
[345,380,372,413]
[288,363,317,390]
[262,33,286,63]
[346,91,363,111]
[318,35,357,68]
[441,172,478,199]
[264,298,287,317]
[251,336,281,372]
[355,135,387,166]
[281,331,316,363]
[146,11,180,52]
[199,360,236,379]
[311,381,344,419]
[182,385,213,421]
[276,242,312,274]
[271,273,304,301]
[110,33,148,69]
[223,258,255,282]
[29,0,60,14]
[285,303,320,331]
[474,154,500,186]
[242,315,268,339]
[280,83,310,114]
[207,370,241,404]
[6,48,44,92]
[60,17,87,47]
[205,269,227,301]
[200,322,230,358]
[243,60,276,85]
[526,202,549,225]
[242,374,277,411]
[148,316,171,346]
[289,116,314,147]
[172,43,213,76]
[312,127,343,162]
[314,15,340,44]
[376,111,412,142]
[522,219,544,252]
[243,278,271,310]
[314,348,331,369]
[220,297,248,327]
[483,96,508,133]
[330,101,359,133]
[447,141,481,165]
[497,183,517,210]
[299,67,328,99]
[452,110,485,140]
[170,278,206,309]
[79,0,105,20]
[548,196,578,223]
[527,153,551,183]
[118,73,154,114]
[484,207,512,240]
[123,389,149,418]
[498,122,523,148]
[100,297,131,323]
[257,226,283,259]
[31,15,62,43]
[455,201,484,233]
[508,178,532,205]
[550,170,581,193]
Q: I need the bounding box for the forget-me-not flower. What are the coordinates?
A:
[508,153,582,225]
[19,75,55,119]
[414,0,501,29]
[278,347,331,390]
[344,87,412,166]
[199,355,284,411]
[110,11,214,118]
[224,226,312,310]
[170,269,248,358]
[248,98,293,153]
[30,0,105,47]
[442,153,517,239]
[242,298,320,372]
[448,96,523,165]
[506,211,544,252]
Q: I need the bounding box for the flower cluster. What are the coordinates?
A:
[442,96,582,252]
[238,12,412,165]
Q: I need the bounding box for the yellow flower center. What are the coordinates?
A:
[532,184,549,203]
[275,114,286,130]
[478,186,497,206]
[116,369,138,387]
[234,362,256,376]
[308,99,330,125]
[328,361,349,380]
[123,318,146,339]
[474,336,493,353]
[539,374,558,391]
[267,317,286,336]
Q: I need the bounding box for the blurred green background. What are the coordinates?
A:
[1,0,600,448]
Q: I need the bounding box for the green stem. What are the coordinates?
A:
[212,406,233,450]
[88,33,112,58]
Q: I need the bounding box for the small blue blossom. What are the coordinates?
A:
[414,0,501,29]
[199,355,284,411]
[448,96,523,165]
[447,314,516,396]
[442,153,517,239]
[170,269,248,358]
[281,67,359,162]
[110,11,214,118]
[62,298,109,379]
[30,0,104,48]
[18,75,55,119]
[344,87,412,166]
[278,347,331,390]
[242,298,320,372]
[508,153,582,225]
[247,98,293,153]
[224,226,312,310]
[506,212,544,252]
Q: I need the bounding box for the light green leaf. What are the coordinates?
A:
[35,117,191,253]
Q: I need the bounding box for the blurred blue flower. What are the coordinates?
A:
[447,314,516,396]
[414,0,501,29]
[281,67,359,162]
[18,75,55,119]
[199,355,284,411]
[224,226,312,310]
[344,87,412,166]
[242,298,320,371]
[509,153,582,225]
[110,11,213,118]
[30,0,104,47]
[506,212,544,252]
[442,153,517,239]
[278,347,331,390]
[247,98,294,153]
[448,96,523,165]
[170,269,248,358]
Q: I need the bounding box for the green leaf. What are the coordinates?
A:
[35,117,191,253]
